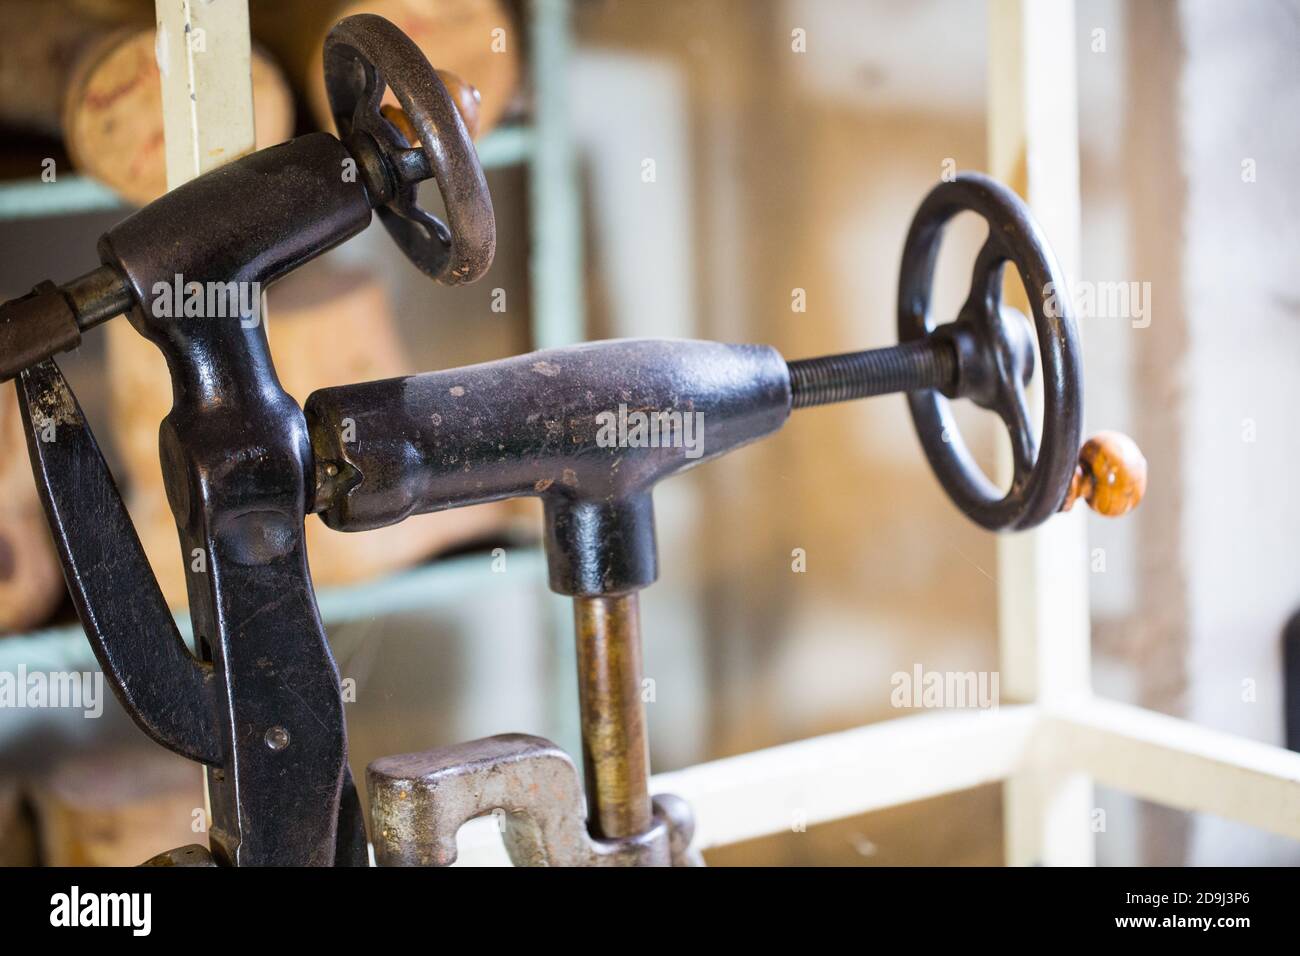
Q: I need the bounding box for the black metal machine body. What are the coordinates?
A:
[0,16,1144,866]
[309,339,793,596]
[2,15,493,866]
[308,174,1086,582]
[307,176,1143,867]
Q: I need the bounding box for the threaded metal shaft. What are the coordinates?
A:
[787,339,956,409]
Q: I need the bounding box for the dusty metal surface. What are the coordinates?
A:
[140,845,218,868]
[0,283,81,382]
[368,734,697,867]
[307,338,793,596]
[313,192,1100,864]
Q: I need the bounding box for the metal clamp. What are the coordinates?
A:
[368,734,699,867]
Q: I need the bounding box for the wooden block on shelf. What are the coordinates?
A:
[0,2,293,204]
[32,748,206,867]
[0,0,152,139]
[0,779,39,867]
[63,28,294,206]
[253,0,521,140]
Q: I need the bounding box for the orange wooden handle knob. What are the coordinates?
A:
[436,69,482,141]
[379,69,481,145]
[1061,431,1147,517]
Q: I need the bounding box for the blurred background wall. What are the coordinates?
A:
[0,0,1296,866]
[567,0,1300,866]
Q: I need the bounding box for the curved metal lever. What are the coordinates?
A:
[16,360,220,766]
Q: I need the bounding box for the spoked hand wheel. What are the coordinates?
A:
[787,172,1147,530]
[324,13,495,284]
[898,172,1079,531]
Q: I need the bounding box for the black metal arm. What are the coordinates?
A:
[1,15,494,866]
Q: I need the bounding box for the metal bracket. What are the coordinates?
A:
[367,734,699,866]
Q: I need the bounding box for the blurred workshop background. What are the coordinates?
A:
[0,0,1297,866]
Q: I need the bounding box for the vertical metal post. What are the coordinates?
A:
[573,593,653,839]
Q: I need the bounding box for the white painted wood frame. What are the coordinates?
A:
[990,0,1095,867]
[152,0,258,838]
[155,0,257,190]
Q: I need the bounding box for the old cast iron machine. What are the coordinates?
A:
[0,16,1144,865]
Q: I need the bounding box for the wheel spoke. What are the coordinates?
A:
[969,234,1008,321]
[999,383,1038,485]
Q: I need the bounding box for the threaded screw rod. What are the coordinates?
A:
[787,338,957,409]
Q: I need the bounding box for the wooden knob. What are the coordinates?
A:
[378,70,481,146]
[1061,431,1147,517]
[437,69,482,141]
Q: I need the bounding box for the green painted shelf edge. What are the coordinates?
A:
[0,125,535,222]
[0,546,547,674]
[474,124,535,170]
[0,175,122,220]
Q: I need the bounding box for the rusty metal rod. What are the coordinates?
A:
[573,592,652,840]
[63,265,134,331]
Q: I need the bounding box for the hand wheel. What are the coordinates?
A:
[898,172,1083,531]
[324,13,495,284]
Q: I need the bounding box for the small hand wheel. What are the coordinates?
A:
[324,14,495,284]
[898,173,1082,531]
